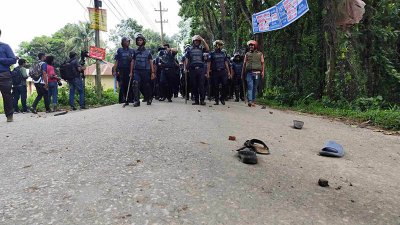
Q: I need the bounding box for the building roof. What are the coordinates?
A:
[85,61,114,76]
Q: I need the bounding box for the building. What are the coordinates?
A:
[84,61,117,92]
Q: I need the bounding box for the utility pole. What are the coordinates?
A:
[94,0,102,96]
[155,1,168,45]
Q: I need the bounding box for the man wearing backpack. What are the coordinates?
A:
[12,58,29,113]
[67,52,86,110]
[30,53,51,113]
[0,29,18,122]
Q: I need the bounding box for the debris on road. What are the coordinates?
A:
[320,140,345,157]
[318,178,329,187]
[293,120,304,129]
[335,186,342,190]
[228,136,236,141]
[261,106,266,109]
[269,111,273,114]
[54,111,68,116]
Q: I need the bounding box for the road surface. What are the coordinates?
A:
[1,98,399,225]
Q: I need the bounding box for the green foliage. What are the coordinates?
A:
[17,22,94,67]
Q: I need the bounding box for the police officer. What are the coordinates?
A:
[231,53,245,102]
[154,47,165,100]
[113,37,133,105]
[184,35,209,105]
[207,40,231,105]
[159,43,178,102]
[180,44,191,100]
[130,33,155,107]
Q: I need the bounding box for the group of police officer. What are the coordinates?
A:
[113,33,263,107]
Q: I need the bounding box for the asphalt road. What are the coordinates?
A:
[1,98,399,225]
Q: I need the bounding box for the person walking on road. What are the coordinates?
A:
[231,53,245,102]
[45,56,60,112]
[130,33,155,107]
[207,40,231,105]
[0,29,18,122]
[113,37,134,105]
[12,58,29,113]
[30,53,51,113]
[67,52,86,110]
[184,35,209,106]
[160,43,178,102]
[242,40,264,107]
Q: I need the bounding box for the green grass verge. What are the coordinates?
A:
[257,98,400,131]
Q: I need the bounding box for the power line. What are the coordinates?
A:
[102,0,123,21]
[76,0,90,22]
[113,0,129,19]
[132,0,157,30]
[106,0,125,20]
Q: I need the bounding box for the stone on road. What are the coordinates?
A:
[1,99,399,224]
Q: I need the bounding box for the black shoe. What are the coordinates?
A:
[240,97,245,101]
[147,100,152,105]
[200,101,206,106]
[123,102,129,108]
[71,106,77,111]
[214,101,219,105]
[192,102,200,105]
[168,99,172,102]
[30,107,37,114]
[235,99,239,102]
[221,100,225,105]
[80,106,87,110]
[134,102,140,107]
[174,93,178,98]
[159,97,165,101]
[6,115,13,122]
[46,110,51,113]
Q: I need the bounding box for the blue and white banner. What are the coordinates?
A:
[252,0,310,33]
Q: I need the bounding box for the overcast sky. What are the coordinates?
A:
[0,0,181,52]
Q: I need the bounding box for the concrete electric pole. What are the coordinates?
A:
[94,0,102,96]
[155,1,168,45]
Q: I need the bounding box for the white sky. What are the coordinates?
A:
[0,0,181,52]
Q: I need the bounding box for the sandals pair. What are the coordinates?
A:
[237,139,270,164]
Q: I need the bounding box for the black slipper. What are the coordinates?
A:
[237,148,258,164]
[244,139,270,155]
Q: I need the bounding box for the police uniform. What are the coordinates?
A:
[132,46,153,105]
[209,49,229,104]
[231,57,245,101]
[160,49,177,101]
[185,46,207,104]
[114,47,133,103]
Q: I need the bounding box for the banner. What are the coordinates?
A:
[252,0,309,33]
[252,6,281,33]
[89,46,106,60]
[88,7,107,32]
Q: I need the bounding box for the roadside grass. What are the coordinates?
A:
[257,98,400,131]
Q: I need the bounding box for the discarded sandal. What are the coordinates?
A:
[244,139,270,155]
[237,148,258,164]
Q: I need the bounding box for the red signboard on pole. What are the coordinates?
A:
[89,46,106,60]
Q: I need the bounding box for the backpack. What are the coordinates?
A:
[59,60,76,81]
[29,61,44,81]
[11,67,24,86]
